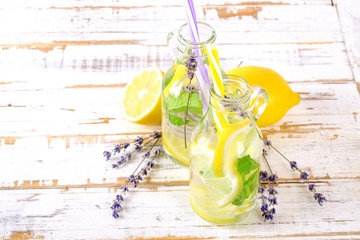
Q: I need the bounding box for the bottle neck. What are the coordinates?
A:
[210,77,251,117]
[176,21,216,61]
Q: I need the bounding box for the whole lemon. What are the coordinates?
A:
[227,66,300,127]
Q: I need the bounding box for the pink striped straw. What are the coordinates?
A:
[184,0,211,113]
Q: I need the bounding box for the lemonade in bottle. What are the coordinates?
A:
[162,22,217,165]
[189,75,268,223]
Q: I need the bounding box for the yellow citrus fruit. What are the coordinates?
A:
[190,139,215,177]
[213,120,251,178]
[209,120,257,207]
[162,129,190,165]
[227,66,300,127]
[163,64,187,98]
[121,67,163,124]
[189,183,242,224]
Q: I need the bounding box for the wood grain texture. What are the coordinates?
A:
[336,0,360,91]
[0,0,359,239]
[0,181,360,239]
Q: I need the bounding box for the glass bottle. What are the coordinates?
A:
[189,75,268,223]
[162,22,216,165]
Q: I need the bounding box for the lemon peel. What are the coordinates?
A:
[227,66,300,127]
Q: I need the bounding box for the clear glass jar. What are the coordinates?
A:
[189,75,268,223]
[161,22,217,165]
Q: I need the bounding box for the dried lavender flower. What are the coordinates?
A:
[314,193,327,206]
[259,171,268,181]
[300,172,309,180]
[185,56,198,79]
[135,144,142,152]
[185,85,195,93]
[153,131,161,139]
[104,132,161,161]
[110,133,162,218]
[183,56,198,148]
[103,151,111,160]
[105,131,161,168]
[264,140,327,207]
[240,111,248,118]
[259,152,278,222]
[264,140,271,146]
[136,136,143,145]
[111,148,161,218]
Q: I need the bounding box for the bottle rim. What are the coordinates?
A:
[177,21,216,52]
[210,75,251,114]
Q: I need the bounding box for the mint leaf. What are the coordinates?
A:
[168,114,194,126]
[236,155,259,175]
[232,155,260,206]
[163,67,175,88]
[166,91,203,115]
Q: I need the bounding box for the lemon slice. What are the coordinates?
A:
[213,119,251,177]
[189,182,243,223]
[163,64,187,98]
[121,67,163,124]
[190,139,215,175]
[208,120,252,207]
[204,174,243,207]
[162,129,189,165]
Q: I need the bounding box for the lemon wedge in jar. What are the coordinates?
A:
[209,120,255,207]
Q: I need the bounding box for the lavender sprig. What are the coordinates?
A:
[184,56,198,148]
[264,140,327,206]
[111,135,162,218]
[259,151,278,221]
[103,131,161,168]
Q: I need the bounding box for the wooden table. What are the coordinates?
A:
[1,0,360,239]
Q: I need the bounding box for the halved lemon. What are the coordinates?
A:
[121,67,163,124]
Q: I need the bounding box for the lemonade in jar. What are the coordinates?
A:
[162,22,217,165]
[189,75,268,223]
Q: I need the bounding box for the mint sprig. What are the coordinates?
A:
[166,91,202,115]
[232,155,260,206]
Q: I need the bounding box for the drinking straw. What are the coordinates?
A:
[184,0,200,42]
[207,45,229,132]
[184,0,211,113]
[207,45,225,96]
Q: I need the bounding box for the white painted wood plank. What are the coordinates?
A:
[0,2,341,45]
[337,0,360,89]
[0,82,359,121]
[0,111,359,188]
[0,43,353,83]
[0,181,359,239]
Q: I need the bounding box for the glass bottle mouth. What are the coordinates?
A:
[210,75,251,114]
[177,21,216,56]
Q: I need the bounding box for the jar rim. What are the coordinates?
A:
[210,75,251,113]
